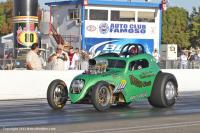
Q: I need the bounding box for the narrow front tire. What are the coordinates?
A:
[91,82,112,111]
[47,80,68,110]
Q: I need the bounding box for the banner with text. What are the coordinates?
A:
[85,21,157,39]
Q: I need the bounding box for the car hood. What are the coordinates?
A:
[73,69,124,82]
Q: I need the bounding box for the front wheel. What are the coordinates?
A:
[47,80,68,110]
[91,82,112,111]
[148,72,178,108]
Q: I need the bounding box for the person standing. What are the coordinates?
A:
[38,50,46,69]
[48,45,68,70]
[26,43,42,70]
[5,52,14,70]
[195,50,200,69]
[180,51,188,69]
[153,48,160,63]
[73,48,81,70]
[68,47,75,69]
[187,51,195,69]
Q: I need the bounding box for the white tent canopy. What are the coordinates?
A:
[0,33,14,49]
[0,33,13,43]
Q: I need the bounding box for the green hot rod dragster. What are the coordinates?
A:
[47,44,178,111]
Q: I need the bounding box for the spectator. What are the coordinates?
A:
[38,50,46,69]
[26,43,42,70]
[180,51,187,69]
[5,52,14,70]
[63,48,70,70]
[187,51,195,69]
[195,50,200,69]
[48,45,68,70]
[153,48,160,63]
[68,47,75,69]
[6,52,13,59]
[197,50,200,60]
[73,48,81,70]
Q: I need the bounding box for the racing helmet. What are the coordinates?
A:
[129,46,138,55]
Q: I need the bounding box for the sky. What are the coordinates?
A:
[0,0,199,13]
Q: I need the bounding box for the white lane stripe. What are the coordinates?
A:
[69,120,200,133]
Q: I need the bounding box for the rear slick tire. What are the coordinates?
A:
[148,72,178,108]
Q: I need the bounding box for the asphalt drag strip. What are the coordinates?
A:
[0,92,200,133]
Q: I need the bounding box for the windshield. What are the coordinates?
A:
[107,59,126,69]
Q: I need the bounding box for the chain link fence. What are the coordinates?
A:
[1,57,200,70]
[160,59,200,69]
[0,59,87,70]
[0,59,27,70]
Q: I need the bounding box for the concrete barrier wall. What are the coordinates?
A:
[0,69,199,100]
[0,70,83,100]
[162,69,200,92]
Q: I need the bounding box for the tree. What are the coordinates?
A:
[1,22,8,34]
[0,2,4,34]
[162,7,190,48]
[0,0,13,36]
[189,7,200,48]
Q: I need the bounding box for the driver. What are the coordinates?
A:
[129,47,138,56]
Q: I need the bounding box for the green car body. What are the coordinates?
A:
[47,44,178,111]
[69,54,160,104]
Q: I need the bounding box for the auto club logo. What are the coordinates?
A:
[86,25,97,32]
[17,23,38,47]
[99,23,109,34]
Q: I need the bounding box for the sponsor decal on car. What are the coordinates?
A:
[139,71,155,79]
[114,80,127,93]
[130,91,148,101]
[129,75,151,88]
[112,74,121,79]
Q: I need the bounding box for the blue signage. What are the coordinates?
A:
[109,24,146,34]
[83,38,154,55]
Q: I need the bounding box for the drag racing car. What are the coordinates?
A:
[47,44,178,111]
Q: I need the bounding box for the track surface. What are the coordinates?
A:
[1,92,200,133]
